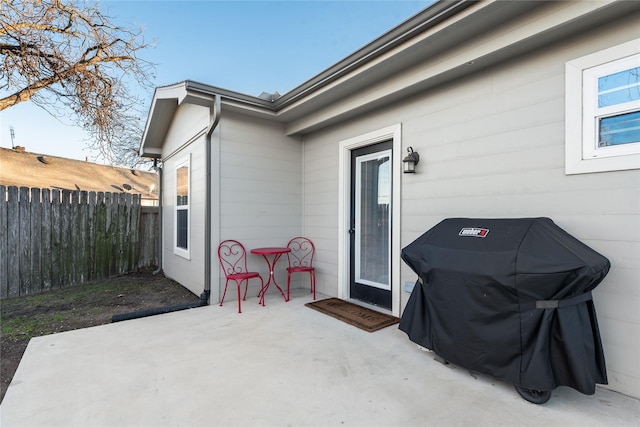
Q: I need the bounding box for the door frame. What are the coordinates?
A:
[338,124,402,316]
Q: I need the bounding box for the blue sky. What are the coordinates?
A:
[0,0,432,162]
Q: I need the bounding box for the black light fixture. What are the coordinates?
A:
[402,146,420,173]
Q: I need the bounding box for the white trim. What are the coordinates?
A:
[582,54,640,159]
[338,124,402,316]
[174,154,191,259]
[162,128,207,163]
[565,38,640,174]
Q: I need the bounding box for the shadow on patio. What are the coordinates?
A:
[1,289,638,426]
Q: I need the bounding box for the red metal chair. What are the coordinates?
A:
[218,240,264,313]
[286,237,316,301]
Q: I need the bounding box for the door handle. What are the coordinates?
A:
[348,228,356,234]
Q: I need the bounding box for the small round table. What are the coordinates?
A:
[250,247,291,303]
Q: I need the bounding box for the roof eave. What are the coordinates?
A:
[139,81,283,158]
[141,0,636,145]
[271,0,473,111]
[139,1,475,155]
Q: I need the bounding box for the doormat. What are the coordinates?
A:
[305,298,399,332]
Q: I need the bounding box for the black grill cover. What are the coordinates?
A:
[399,218,609,394]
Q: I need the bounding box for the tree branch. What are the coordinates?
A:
[0,0,155,166]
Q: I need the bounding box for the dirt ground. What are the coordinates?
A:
[0,272,200,403]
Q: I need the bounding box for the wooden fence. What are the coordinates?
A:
[0,186,159,300]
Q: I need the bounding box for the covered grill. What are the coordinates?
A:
[399,218,610,403]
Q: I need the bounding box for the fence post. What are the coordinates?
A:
[126,193,132,275]
[103,193,117,277]
[87,191,97,282]
[19,187,31,296]
[51,189,61,288]
[134,195,141,270]
[7,186,19,298]
[95,192,106,279]
[70,190,79,284]
[79,191,88,284]
[0,186,7,299]
[61,189,71,286]
[117,193,127,275]
[41,188,52,291]
[30,187,42,294]
[128,193,138,273]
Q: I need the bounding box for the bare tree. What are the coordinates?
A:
[0,0,154,166]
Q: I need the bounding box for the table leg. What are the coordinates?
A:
[257,253,288,302]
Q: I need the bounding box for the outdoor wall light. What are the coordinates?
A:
[402,147,420,173]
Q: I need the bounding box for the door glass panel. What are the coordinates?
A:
[355,150,391,290]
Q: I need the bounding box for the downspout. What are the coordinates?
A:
[152,158,163,276]
[202,94,222,305]
[112,94,221,323]
[113,157,202,322]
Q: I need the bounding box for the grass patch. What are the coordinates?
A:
[1,316,49,341]
[1,273,199,403]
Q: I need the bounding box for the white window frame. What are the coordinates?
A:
[174,155,190,259]
[565,38,640,174]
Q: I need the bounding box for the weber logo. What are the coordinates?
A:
[459,227,490,238]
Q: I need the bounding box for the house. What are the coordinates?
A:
[140,0,640,398]
[0,147,158,205]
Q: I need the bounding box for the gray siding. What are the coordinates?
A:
[217,111,303,298]
[161,103,208,296]
[159,105,303,302]
[302,18,639,397]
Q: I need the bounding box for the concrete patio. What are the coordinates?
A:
[1,289,638,427]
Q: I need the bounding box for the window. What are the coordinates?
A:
[565,39,640,174]
[174,157,190,258]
